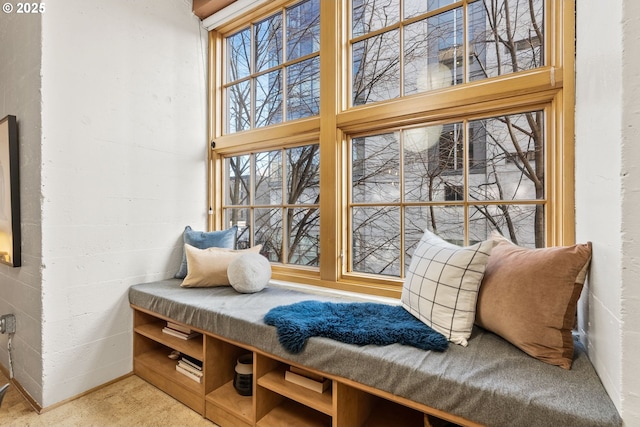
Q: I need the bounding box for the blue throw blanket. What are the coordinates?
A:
[264,300,448,354]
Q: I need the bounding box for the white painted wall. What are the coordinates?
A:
[576,0,640,424]
[575,0,623,407]
[619,1,640,422]
[0,12,44,404]
[38,0,207,407]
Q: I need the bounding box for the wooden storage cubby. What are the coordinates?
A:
[256,356,333,416]
[333,382,424,427]
[363,400,425,427]
[256,396,332,427]
[204,337,254,426]
[131,304,475,427]
[255,355,333,426]
[133,308,205,414]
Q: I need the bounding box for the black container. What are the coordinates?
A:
[233,353,253,396]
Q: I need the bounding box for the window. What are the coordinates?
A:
[223,144,320,266]
[348,110,544,277]
[445,184,463,201]
[350,0,544,105]
[223,0,320,133]
[209,0,574,296]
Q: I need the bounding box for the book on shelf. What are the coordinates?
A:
[177,360,203,376]
[176,364,202,383]
[285,367,330,393]
[162,326,201,340]
[166,321,194,335]
[289,365,326,382]
[180,354,203,371]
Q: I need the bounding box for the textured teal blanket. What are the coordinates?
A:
[264,300,448,354]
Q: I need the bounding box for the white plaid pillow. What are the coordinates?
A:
[401,230,494,346]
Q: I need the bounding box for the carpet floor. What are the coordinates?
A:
[0,370,216,427]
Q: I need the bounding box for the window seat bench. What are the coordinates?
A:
[129,279,621,427]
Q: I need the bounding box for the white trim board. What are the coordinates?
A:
[202,0,270,30]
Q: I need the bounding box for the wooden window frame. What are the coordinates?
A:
[207,0,575,298]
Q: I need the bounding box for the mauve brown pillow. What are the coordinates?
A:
[475,233,592,369]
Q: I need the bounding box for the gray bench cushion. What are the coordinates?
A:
[129,279,622,427]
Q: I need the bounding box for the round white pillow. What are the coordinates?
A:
[227,253,271,293]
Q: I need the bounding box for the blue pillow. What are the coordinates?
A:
[175,225,238,279]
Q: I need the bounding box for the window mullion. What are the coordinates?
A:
[318,0,340,282]
[399,131,406,276]
[250,23,256,130]
[463,0,469,84]
[282,6,288,124]
[463,119,470,245]
[249,153,255,247]
[281,148,288,264]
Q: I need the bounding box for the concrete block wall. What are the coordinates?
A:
[0,12,44,403]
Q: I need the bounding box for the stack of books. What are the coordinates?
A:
[175,354,203,383]
[284,366,330,393]
[162,321,201,340]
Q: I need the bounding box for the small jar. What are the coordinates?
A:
[233,353,253,396]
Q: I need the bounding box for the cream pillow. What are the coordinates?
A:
[401,230,494,346]
[228,253,272,293]
[181,244,263,287]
